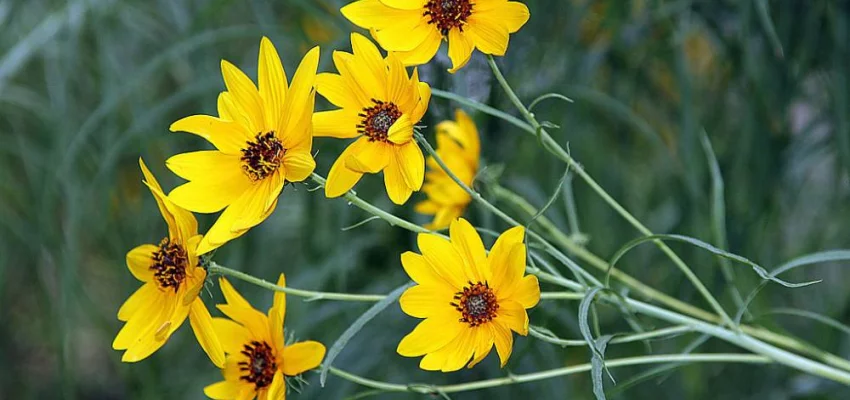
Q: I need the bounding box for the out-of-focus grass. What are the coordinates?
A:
[2,0,850,398]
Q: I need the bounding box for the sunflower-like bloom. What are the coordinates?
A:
[340,0,530,72]
[113,159,225,367]
[167,38,320,255]
[314,33,431,204]
[416,109,480,230]
[396,218,540,371]
[204,276,326,400]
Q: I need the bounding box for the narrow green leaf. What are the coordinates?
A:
[528,93,575,112]
[319,282,413,386]
[591,335,615,400]
[760,308,850,337]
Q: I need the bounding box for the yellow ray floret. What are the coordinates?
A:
[167,38,320,255]
[396,218,540,371]
[416,109,480,230]
[314,33,431,205]
[341,0,530,72]
[204,275,326,400]
[113,158,225,368]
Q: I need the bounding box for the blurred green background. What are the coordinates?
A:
[3,0,850,398]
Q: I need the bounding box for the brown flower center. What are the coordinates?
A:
[150,238,188,292]
[358,99,401,142]
[424,0,473,35]
[239,341,277,389]
[451,281,498,327]
[241,132,285,181]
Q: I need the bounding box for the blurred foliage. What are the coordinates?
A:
[2,0,850,398]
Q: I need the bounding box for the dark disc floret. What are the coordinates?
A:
[357,99,402,142]
[424,0,474,35]
[241,131,285,181]
[451,281,499,326]
[150,238,188,292]
[238,341,278,389]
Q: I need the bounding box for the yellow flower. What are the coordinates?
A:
[314,33,431,205]
[204,275,326,400]
[416,109,480,230]
[113,159,225,368]
[340,0,530,72]
[396,218,540,371]
[167,38,320,255]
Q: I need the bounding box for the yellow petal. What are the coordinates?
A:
[351,32,389,91]
[212,317,252,354]
[396,142,425,191]
[170,114,253,155]
[313,109,361,139]
[282,151,315,182]
[397,314,464,357]
[195,180,277,254]
[341,0,415,28]
[495,299,529,335]
[282,341,326,375]
[325,143,365,198]
[487,225,525,288]
[346,141,390,173]
[490,319,514,367]
[466,326,495,368]
[236,386,256,400]
[454,109,481,161]
[490,242,525,296]
[495,1,530,33]
[219,277,251,308]
[399,284,454,318]
[190,297,226,368]
[217,304,270,340]
[438,327,477,372]
[508,275,540,309]
[316,73,361,110]
[272,273,287,320]
[417,233,467,288]
[395,29,442,66]
[117,283,158,322]
[332,51,373,107]
[447,29,475,73]
[414,199,439,214]
[383,152,413,204]
[449,218,487,283]
[126,244,156,282]
[140,159,199,242]
[385,54,415,111]
[113,290,169,350]
[266,370,286,400]
[221,60,265,132]
[269,274,287,352]
[204,381,244,400]
[400,251,457,291]
[217,91,254,130]
[379,0,427,9]
[466,15,510,56]
[386,114,413,144]
[427,206,464,231]
[281,46,320,147]
[410,80,431,123]
[166,151,252,213]
[375,16,433,52]
[258,37,288,131]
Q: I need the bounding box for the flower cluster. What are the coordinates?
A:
[117,3,533,398]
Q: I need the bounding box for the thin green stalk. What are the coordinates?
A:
[539,292,585,300]
[208,262,387,302]
[529,325,693,347]
[492,183,850,373]
[484,55,735,328]
[328,354,771,394]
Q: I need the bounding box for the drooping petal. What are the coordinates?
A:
[490,319,514,367]
[313,109,361,138]
[190,297,226,368]
[416,233,467,288]
[346,140,390,173]
[170,114,254,155]
[126,244,157,283]
[341,0,418,29]
[466,16,510,56]
[397,314,464,357]
[410,81,431,123]
[449,218,488,283]
[396,142,425,192]
[447,28,475,73]
[140,159,199,242]
[282,341,326,375]
[221,60,265,132]
[399,284,455,318]
[282,151,316,182]
[383,151,413,204]
[117,283,158,322]
[325,142,365,198]
[258,37,288,131]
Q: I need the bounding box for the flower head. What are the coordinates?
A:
[204,275,326,400]
[341,0,530,72]
[167,38,320,255]
[314,33,431,205]
[396,218,540,371]
[416,109,480,230]
[113,159,225,367]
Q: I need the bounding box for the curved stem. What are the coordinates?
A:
[328,353,771,394]
[529,325,693,347]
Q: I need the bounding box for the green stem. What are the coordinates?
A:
[208,262,387,302]
[539,292,585,300]
[529,325,692,347]
[328,353,771,394]
[484,55,734,327]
